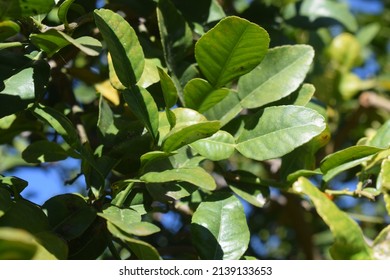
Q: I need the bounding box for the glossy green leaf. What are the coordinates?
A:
[147,182,197,201]
[157,0,193,74]
[141,167,216,191]
[226,170,270,208]
[195,16,269,88]
[300,0,358,32]
[22,140,68,163]
[190,130,235,161]
[138,59,162,88]
[123,86,159,141]
[94,8,144,87]
[140,151,174,173]
[31,104,81,150]
[320,146,383,182]
[203,90,242,126]
[0,20,20,41]
[373,225,390,260]
[368,120,390,148]
[293,177,372,259]
[162,120,221,152]
[236,106,326,161]
[97,95,118,136]
[42,194,97,241]
[191,193,250,259]
[107,221,160,237]
[184,78,230,112]
[0,0,54,20]
[238,45,314,109]
[158,67,178,108]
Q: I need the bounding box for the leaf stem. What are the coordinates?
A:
[325,188,376,201]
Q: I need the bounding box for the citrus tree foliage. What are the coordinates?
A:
[0,0,390,260]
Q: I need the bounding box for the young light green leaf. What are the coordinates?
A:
[162,121,221,152]
[238,45,314,109]
[300,0,358,32]
[293,177,372,259]
[184,78,230,112]
[195,16,269,88]
[137,59,162,89]
[141,167,216,191]
[22,140,68,164]
[293,83,316,106]
[94,8,144,87]
[57,0,75,29]
[236,105,326,161]
[191,193,250,259]
[190,130,235,161]
[98,205,141,233]
[123,86,159,141]
[0,20,20,41]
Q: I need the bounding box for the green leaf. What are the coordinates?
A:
[57,0,75,29]
[162,120,221,152]
[236,105,326,161]
[368,120,390,148]
[320,146,383,182]
[157,67,178,108]
[147,182,197,201]
[0,0,54,20]
[0,188,12,218]
[31,104,81,150]
[191,193,250,259]
[123,86,159,141]
[141,167,216,191]
[293,177,372,259]
[226,170,270,208]
[190,130,235,161]
[0,227,37,259]
[0,20,20,41]
[98,205,141,235]
[22,140,68,163]
[0,175,28,194]
[94,8,144,87]
[108,224,161,260]
[140,151,174,173]
[300,0,358,32]
[238,45,314,109]
[157,0,193,74]
[42,194,97,241]
[184,78,230,112]
[203,90,242,126]
[97,95,118,136]
[293,83,316,106]
[30,30,70,57]
[196,16,269,88]
[107,221,159,237]
[138,58,162,88]
[0,67,35,118]
[372,225,390,260]
[356,23,381,47]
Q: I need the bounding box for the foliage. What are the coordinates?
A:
[0,0,390,260]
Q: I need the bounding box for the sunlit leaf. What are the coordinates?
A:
[94,8,144,87]
[0,20,20,41]
[191,193,250,259]
[190,130,235,161]
[373,225,390,260]
[238,45,314,109]
[196,16,269,88]
[293,177,372,259]
[236,105,326,161]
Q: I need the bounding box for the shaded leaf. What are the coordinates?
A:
[141,167,216,191]
[22,140,68,163]
[196,16,269,88]
[57,0,75,29]
[373,225,390,260]
[238,45,314,109]
[0,20,20,41]
[42,194,97,241]
[293,177,372,259]
[236,105,326,161]
[300,0,358,32]
[107,221,159,237]
[157,67,178,108]
[0,0,54,19]
[184,78,230,112]
[191,193,250,259]
[94,8,144,87]
[123,86,159,141]
[190,130,235,161]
